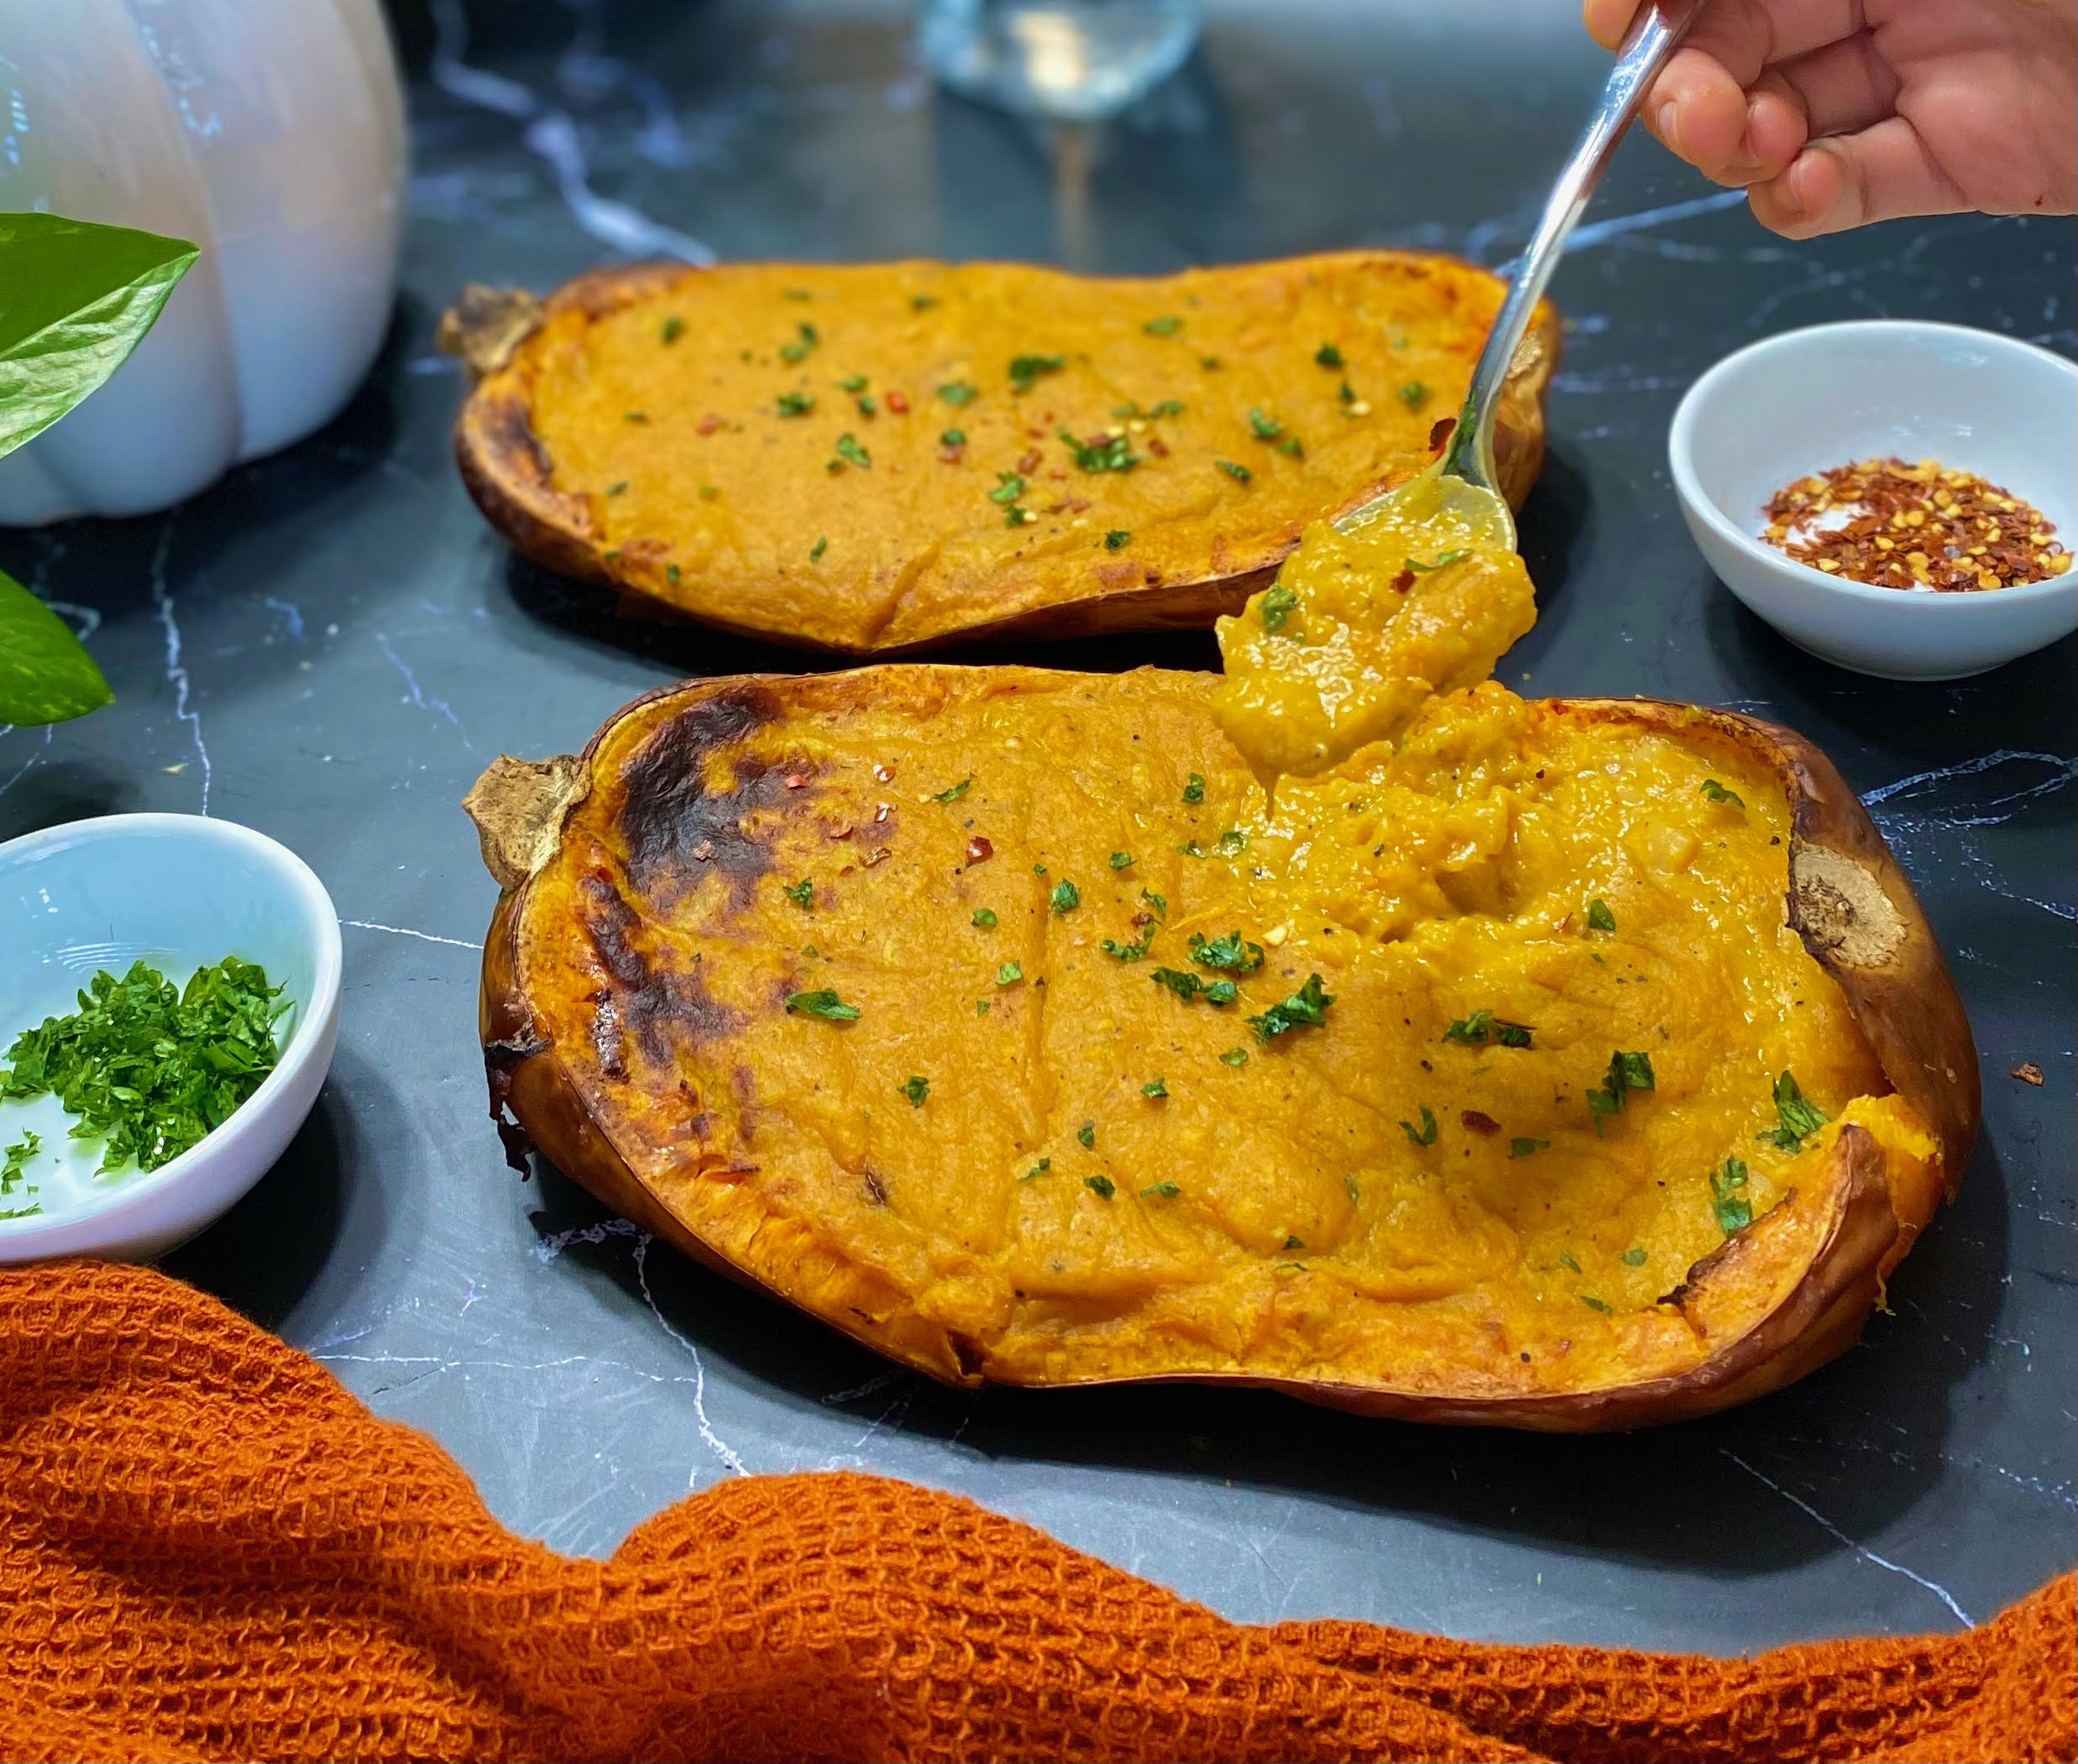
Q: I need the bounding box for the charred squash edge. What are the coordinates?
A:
[466,672,1979,1431]
[448,254,1560,654]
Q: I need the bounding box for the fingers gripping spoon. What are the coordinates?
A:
[1337,0,1709,552]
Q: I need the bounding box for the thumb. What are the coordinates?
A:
[1750,117,1969,238]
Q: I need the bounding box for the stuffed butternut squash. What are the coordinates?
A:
[467,659,1976,1428]
[444,253,1557,652]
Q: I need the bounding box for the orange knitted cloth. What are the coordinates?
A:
[0,1262,2070,1764]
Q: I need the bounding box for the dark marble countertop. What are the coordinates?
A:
[4,0,2070,1651]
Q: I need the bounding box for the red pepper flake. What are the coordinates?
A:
[1017,448,1042,474]
[784,773,810,789]
[1763,456,2067,591]
[884,390,909,414]
[873,801,892,823]
[965,835,994,865]
[1147,435,1170,458]
[1390,568,1416,593]
[872,762,895,783]
[1460,1109,1501,1136]
[939,445,964,464]
[697,413,722,436]
[2012,1060,2045,1086]
[1428,416,1456,453]
[827,822,854,840]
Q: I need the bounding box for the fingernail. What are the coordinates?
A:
[1656,101,1679,149]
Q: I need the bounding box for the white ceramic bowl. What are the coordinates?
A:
[1669,320,2077,679]
[0,814,341,1263]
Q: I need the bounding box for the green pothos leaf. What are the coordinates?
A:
[0,212,200,461]
[0,568,112,725]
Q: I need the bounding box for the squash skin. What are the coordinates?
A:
[468,668,1977,1430]
[449,254,1558,653]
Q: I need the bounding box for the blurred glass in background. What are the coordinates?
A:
[918,0,1203,122]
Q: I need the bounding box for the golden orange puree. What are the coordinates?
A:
[1212,468,1536,781]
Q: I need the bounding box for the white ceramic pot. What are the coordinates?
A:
[0,0,406,523]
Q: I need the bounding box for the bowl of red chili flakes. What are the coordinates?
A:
[1669,320,2075,679]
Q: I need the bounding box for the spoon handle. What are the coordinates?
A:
[1445,0,1709,493]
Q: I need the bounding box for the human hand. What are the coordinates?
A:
[1583,0,2077,237]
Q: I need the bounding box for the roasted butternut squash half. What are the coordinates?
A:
[467,666,1976,1429]
[445,253,1556,652]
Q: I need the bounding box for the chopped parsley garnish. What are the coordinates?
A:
[1076,1119,1096,1148]
[832,432,872,468]
[1218,1047,1249,1066]
[1049,879,1081,914]
[1314,342,1344,369]
[938,381,978,405]
[1343,1174,1360,1203]
[605,479,629,496]
[661,316,684,344]
[1085,1174,1115,1199]
[1760,1070,1829,1150]
[1622,1246,1648,1266]
[1581,1295,1614,1315]
[996,962,1023,986]
[1248,972,1332,1044]
[1181,773,1206,804]
[934,776,973,803]
[1108,851,1133,870]
[1200,355,1222,369]
[1246,407,1282,440]
[1259,584,1299,632]
[1586,1049,1656,1133]
[1140,889,1167,917]
[776,390,814,416]
[1441,1009,1533,1049]
[900,1075,929,1106]
[1178,830,1246,859]
[1151,969,1236,1006]
[1021,1157,1050,1180]
[1283,1234,1305,1250]
[779,321,819,362]
[1142,1076,1168,1098]
[976,1000,992,1015]
[1008,353,1064,390]
[1509,1137,1548,1159]
[1059,427,1138,472]
[911,293,940,311]
[1586,898,1618,933]
[1101,936,1151,961]
[940,427,966,447]
[1141,1180,1180,1198]
[838,374,868,393]
[624,410,650,423]
[1216,458,1253,483]
[1105,529,1131,550]
[1338,379,1358,406]
[987,471,1025,505]
[1557,1251,1582,1274]
[1403,549,1472,572]
[1400,1105,1438,1147]
[972,908,997,928]
[784,878,814,908]
[2,1128,40,1195]
[784,988,859,1021]
[1396,379,1427,406]
[1142,315,1182,336]
[1700,778,1745,806]
[809,536,828,562]
[1710,1156,1751,1233]
[0,957,285,1175]
[1188,929,1263,973]
[1149,400,1184,417]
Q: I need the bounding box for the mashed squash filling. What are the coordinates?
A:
[510,658,1941,1400]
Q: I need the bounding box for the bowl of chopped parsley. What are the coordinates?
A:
[0,814,341,1262]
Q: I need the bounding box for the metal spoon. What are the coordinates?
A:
[1337,0,1709,550]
